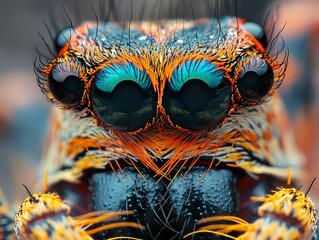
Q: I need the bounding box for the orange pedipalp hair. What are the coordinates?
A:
[287,167,291,186]
[85,222,144,236]
[15,192,144,239]
[185,187,318,240]
[44,169,49,193]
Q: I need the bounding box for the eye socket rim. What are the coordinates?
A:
[234,56,275,105]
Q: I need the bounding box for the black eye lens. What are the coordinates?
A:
[237,58,274,102]
[178,79,212,112]
[112,81,147,113]
[163,60,231,131]
[48,63,84,107]
[90,63,156,132]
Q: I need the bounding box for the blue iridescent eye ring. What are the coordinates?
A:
[95,62,151,93]
[90,61,156,132]
[163,59,231,131]
[169,60,224,92]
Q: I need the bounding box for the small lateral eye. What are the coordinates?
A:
[237,57,274,102]
[48,61,84,107]
[55,28,75,51]
[242,22,267,47]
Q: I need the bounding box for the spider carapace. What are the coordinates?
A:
[10,16,318,240]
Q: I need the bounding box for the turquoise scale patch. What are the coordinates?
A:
[169,60,224,91]
[95,62,151,92]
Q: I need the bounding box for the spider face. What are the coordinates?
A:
[35,17,299,239]
[42,17,280,131]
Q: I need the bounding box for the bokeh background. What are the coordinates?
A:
[0,0,318,206]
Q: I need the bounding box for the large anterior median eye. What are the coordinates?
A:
[90,62,156,132]
[48,61,84,107]
[163,60,231,131]
[236,57,274,102]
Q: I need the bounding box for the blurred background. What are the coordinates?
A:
[0,0,318,205]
